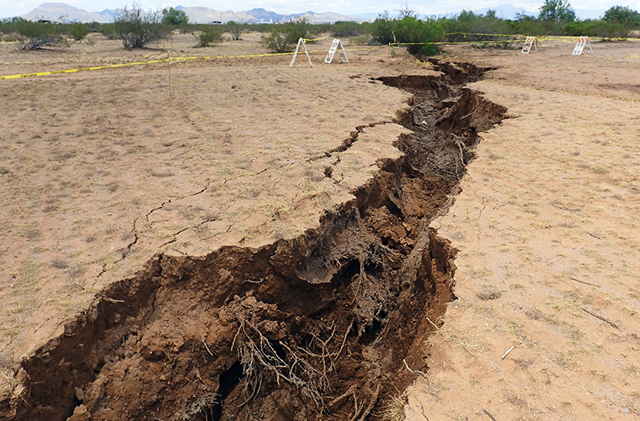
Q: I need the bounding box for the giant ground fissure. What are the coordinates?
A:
[2,59,507,421]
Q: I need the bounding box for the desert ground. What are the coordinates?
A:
[406,38,640,420]
[0,30,639,420]
[0,32,415,360]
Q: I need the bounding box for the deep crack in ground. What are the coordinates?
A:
[1,59,507,421]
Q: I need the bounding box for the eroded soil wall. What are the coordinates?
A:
[1,60,506,421]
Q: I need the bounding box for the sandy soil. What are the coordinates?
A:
[406,38,640,421]
[0,33,423,364]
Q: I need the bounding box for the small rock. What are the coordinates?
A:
[68,404,90,421]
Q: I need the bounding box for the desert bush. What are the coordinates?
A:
[350,34,371,45]
[195,26,223,47]
[371,14,443,56]
[68,23,90,41]
[603,6,640,28]
[262,28,292,52]
[429,4,639,40]
[113,3,169,49]
[394,16,445,55]
[99,23,118,39]
[565,19,630,38]
[332,21,361,37]
[262,19,311,53]
[15,19,67,50]
[440,10,515,37]
[285,18,312,43]
[371,11,396,44]
[0,18,18,35]
[538,0,576,23]
[162,7,189,25]
[86,21,102,33]
[418,42,439,56]
[227,21,244,40]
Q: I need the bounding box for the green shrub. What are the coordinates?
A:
[162,7,189,25]
[371,11,396,44]
[100,23,118,39]
[332,21,361,37]
[371,14,443,56]
[395,16,444,55]
[0,18,17,35]
[262,19,311,53]
[419,43,439,55]
[15,19,67,50]
[113,3,169,49]
[538,0,576,23]
[433,5,638,39]
[227,21,244,40]
[284,18,311,43]
[262,28,292,52]
[603,6,640,28]
[68,23,90,41]
[440,10,515,37]
[195,26,223,47]
[565,20,629,38]
[350,34,370,45]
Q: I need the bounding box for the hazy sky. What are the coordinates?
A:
[2,0,640,19]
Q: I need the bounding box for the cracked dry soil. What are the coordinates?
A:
[3,60,506,421]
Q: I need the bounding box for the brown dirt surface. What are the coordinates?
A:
[405,38,640,421]
[3,29,638,421]
[0,32,499,420]
[0,33,413,361]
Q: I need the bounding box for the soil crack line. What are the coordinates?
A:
[308,120,394,162]
[145,181,211,223]
[159,217,219,248]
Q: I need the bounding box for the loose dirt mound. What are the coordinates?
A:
[1,60,506,421]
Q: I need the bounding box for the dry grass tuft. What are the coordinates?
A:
[477,285,502,301]
[379,396,407,421]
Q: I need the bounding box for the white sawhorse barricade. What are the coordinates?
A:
[325,39,349,64]
[290,38,350,68]
[521,36,537,54]
[572,36,592,55]
[290,38,313,68]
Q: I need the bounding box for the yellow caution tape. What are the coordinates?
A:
[0,51,304,81]
[0,44,388,81]
[303,36,333,42]
[446,32,518,38]
[0,59,168,80]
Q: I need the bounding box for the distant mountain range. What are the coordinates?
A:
[19,3,357,23]
[14,2,610,23]
[21,3,116,22]
[173,6,353,24]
